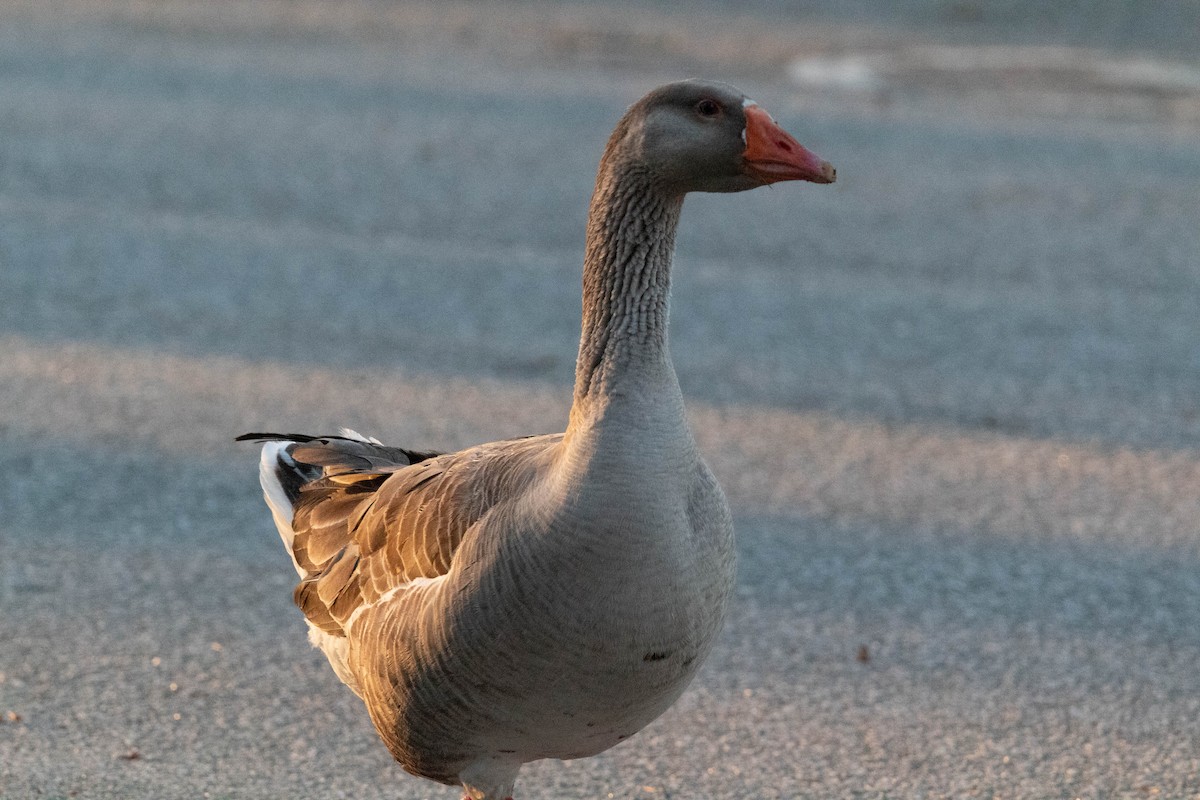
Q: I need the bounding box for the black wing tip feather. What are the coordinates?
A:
[235,432,319,443]
[275,460,313,506]
[236,431,442,468]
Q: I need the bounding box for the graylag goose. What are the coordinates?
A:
[239,80,835,800]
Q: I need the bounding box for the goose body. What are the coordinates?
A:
[241,80,834,800]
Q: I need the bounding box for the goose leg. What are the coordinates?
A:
[460,757,519,800]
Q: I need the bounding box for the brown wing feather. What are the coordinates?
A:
[285,433,562,637]
[292,475,388,572]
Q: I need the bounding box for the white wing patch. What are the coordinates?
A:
[307,622,362,696]
[258,441,304,571]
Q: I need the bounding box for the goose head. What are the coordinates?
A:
[603,79,836,195]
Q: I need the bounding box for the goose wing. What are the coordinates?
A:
[238,431,561,637]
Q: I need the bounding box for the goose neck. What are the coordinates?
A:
[571,166,683,411]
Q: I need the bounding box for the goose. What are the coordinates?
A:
[239,79,835,800]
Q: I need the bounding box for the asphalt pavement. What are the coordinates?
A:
[2,2,1199,798]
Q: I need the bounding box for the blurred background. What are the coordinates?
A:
[1,1,1198,798]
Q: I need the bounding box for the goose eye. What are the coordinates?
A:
[695,99,721,118]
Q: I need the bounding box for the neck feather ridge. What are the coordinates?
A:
[571,165,683,412]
